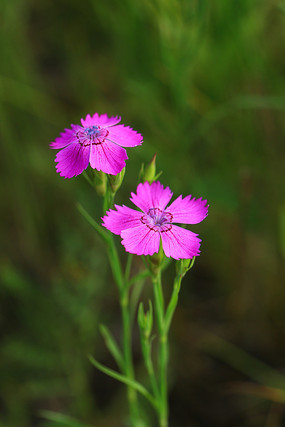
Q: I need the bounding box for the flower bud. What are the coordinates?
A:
[143,153,157,183]
[176,257,196,277]
[94,170,107,196]
[138,301,153,340]
[139,153,163,184]
[109,167,125,193]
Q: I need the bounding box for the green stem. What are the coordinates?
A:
[141,339,160,402]
[152,271,168,427]
[106,234,140,424]
[99,181,140,425]
[106,234,124,291]
[120,289,140,423]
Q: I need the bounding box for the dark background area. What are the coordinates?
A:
[0,0,285,426]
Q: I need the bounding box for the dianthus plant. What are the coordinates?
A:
[50,113,209,427]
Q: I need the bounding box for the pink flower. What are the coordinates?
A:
[50,113,143,178]
[102,181,209,260]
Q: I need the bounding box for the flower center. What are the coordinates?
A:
[141,207,173,232]
[85,125,101,137]
[75,126,109,146]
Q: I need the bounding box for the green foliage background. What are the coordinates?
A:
[0,0,285,426]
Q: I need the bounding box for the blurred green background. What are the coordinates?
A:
[1,0,285,426]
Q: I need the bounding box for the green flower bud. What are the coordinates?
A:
[137,301,153,340]
[109,167,125,193]
[139,154,163,184]
[145,300,153,339]
[138,302,146,329]
[138,162,145,183]
[94,170,107,196]
[143,153,157,183]
[176,257,196,277]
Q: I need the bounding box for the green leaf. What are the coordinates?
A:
[77,203,109,243]
[165,274,183,333]
[82,170,93,187]
[40,410,91,427]
[99,324,124,371]
[128,270,151,288]
[88,355,158,408]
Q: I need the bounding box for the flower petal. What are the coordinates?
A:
[107,124,143,147]
[161,225,201,260]
[102,205,142,235]
[54,142,90,178]
[166,195,209,224]
[130,181,173,213]
[121,225,160,256]
[89,140,128,175]
[50,124,81,149]
[81,113,121,128]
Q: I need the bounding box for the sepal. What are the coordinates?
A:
[176,256,196,277]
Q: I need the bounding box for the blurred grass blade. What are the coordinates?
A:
[40,410,91,427]
[193,95,285,141]
[0,74,64,124]
[225,381,285,403]
[88,355,157,408]
[77,203,109,243]
[99,324,124,371]
[279,204,285,259]
[201,332,285,390]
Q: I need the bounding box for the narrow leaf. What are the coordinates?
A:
[88,355,157,408]
[40,410,91,427]
[77,203,109,243]
[99,324,124,371]
[128,270,151,288]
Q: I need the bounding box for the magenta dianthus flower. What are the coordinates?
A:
[50,113,143,178]
[102,181,209,260]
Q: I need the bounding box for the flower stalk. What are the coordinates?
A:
[103,183,141,426]
[152,269,169,427]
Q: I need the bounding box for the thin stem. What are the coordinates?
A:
[152,271,168,427]
[99,180,140,425]
[141,340,160,402]
[106,234,140,424]
[104,236,138,421]
[120,289,140,422]
[106,235,124,291]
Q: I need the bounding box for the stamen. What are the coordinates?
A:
[85,125,101,137]
[141,207,173,232]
